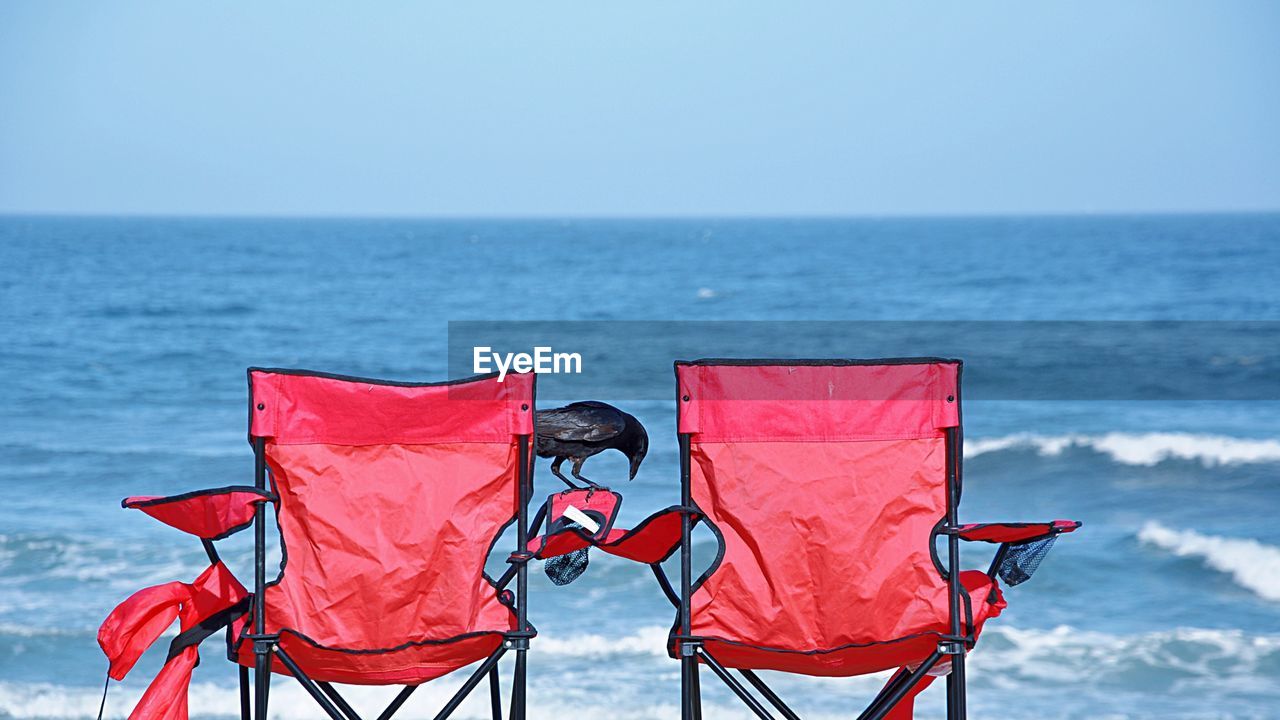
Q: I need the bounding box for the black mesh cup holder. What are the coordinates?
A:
[544,545,590,585]
[997,535,1058,586]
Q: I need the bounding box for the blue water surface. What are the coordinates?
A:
[1,215,1278,719]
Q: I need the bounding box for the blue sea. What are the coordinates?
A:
[1,215,1278,719]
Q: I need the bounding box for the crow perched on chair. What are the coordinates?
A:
[535,401,648,488]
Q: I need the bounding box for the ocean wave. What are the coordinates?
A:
[0,440,243,459]
[0,533,199,591]
[3,625,1277,718]
[0,623,96,638]
[976,625,1280,685]
[966,432,1280,466]
[9,433,1280,466]
[532,623,1280,691]
[86,301,255,319]
[0,622,182,641]
[532,624,670,658]
[0,680,690,720]
[1139,521,1280,602]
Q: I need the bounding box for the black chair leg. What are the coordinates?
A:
[318,681,363,720]
[947,653,967,720]
[273,646,348,720]
[254,648,272,720]
[508,649,527,720]
[740,669,800,720]
[375,686,417,720]
[689,658,702,720]
[857,650,944,720]
[240,665,251,720]
[680,655,693,720]
[489,664,503,720]
[697,650,774,720]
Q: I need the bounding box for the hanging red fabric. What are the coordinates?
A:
[98,561,248,720]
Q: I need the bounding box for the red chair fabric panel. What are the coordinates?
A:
[676,360,960,440]
[230,369,533,684]
[123,487,272,540]
[956,520,1081,543]
[674,360,972,676]
[530,507,696,565]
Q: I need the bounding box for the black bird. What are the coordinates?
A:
[535,401,648,488]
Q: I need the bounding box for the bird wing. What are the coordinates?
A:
[536,402,626,442]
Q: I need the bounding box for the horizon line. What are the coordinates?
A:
[2,208,1280,222]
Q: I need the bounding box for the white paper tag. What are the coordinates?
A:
[563,504,601,534]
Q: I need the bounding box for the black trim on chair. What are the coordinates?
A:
[248,366,503,388]
[676,358,962,367]
[122,486,275,509]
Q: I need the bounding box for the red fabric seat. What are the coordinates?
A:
[100,368,540,720]
[667,359,1079,720]
[676,360,972,674]
[230,369,536,685]
[692,570,1003,677]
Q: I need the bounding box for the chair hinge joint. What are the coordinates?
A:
[504,630,533,649]
[245,634,278,655]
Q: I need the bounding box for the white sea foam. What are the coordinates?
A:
[0,533,195,588]
[966,432,1280,467]
[532,624,670,658]
[974,624,1280,687]
[530,624,1280,688]
[0,623,94,638]
[1139,521,1280,602]
[0,679,706,720]
[3,625,1277,718]
[0,622,182,640]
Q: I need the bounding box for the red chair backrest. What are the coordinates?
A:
[247,368,534,651]
[676,359,961,652]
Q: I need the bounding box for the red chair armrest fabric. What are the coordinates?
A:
[528,506,700,565]
[123,486,274,540]
[956,520,1081,544]
[530,529,626,559]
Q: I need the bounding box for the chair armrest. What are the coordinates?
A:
[527,506,701,565]
[964,520,1082,587]
[957,519,1081,544]
[123,486,274,540]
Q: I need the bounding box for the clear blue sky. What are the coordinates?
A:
[1,2,1277,217]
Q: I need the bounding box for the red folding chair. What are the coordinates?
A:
[663,359,1080,720]
[98,368,538,720]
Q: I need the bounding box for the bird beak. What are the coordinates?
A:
[629,456,642,480]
